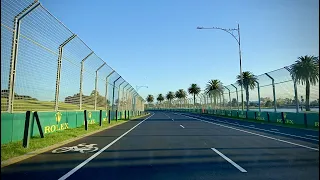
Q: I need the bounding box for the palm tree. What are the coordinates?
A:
[288,55,319,111]
[156,94,164,108]
[146,95,154,108]
[236,71,257,111]
[205,79,224,109]
[166,91,175,107]
[175,89,187,108]
[188,84,201,105]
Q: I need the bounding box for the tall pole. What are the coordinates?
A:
[94,62,106,110]
[238,24,244,113]
[7,1,40,113]
[117,81,125,111]
[79,52,93,110]
[112,77,121,111]
[197,24,244,112]
[105,70,115,110]
[55,34,77,111]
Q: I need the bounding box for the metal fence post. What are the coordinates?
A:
[54,34,77,111]
[112,77,121,111]
[79,52,93,110]
[7,1,40,113]
[122,84,129,111]
[105,70,115,110]
[255,80,261,113]
[265,73,277,113]
[117,81,125,111]
[231,84,239,111]
[94,62,106,110]
[284,66,299,113]
[225,86,231,110]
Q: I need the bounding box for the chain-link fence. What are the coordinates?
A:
[1,0,145,113]
[148,65,319,113]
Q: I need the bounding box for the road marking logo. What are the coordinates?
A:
[52,143,99,154]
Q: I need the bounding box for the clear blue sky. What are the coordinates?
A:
[39,0,319,100]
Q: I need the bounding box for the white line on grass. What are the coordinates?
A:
[211,148,247,173]
[179,113,318,142]
[180,125,185,128]
[177,113,319,151]
[58,113,155,180]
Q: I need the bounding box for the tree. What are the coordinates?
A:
[288,55,319,111]
[146,95,154,105]
[265,100,272,107]
[175,89,187,108]
[166,91,175,106]
[188,83,201,105]
[156,94,164,107]
[205,79,224,109]
[231,98,237,107]
[236,71,257,111]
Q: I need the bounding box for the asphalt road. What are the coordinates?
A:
[1,111,319,180]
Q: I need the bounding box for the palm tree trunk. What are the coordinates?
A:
[246,87,249,111]
[306,80,310,111]
[214,96,216,109]
[193,94,196,105]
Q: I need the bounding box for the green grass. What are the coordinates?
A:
[193,112,319,131]
[1,98,108,112]
[1,114,148,161]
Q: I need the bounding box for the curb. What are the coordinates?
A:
[1,113,149,168]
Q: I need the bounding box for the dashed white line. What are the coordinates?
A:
[58,113,155,180]
[271,129,279,131]
[180,125,185,128]
[211,148,247,173]
[249,125,255,127]
[177,113,319,151]
[306,134,318,138]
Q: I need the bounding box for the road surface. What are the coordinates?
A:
[1,111,319,180]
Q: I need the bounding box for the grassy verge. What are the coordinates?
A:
[187,112,319,131]
[1,114,148,162]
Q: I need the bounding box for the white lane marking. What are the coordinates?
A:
[306,134,319,138]
[177,113,319,151]
[180,113,319,142]
[58,113,155,180]
[271,129,279,131]
[211,148,247,173]
[163,113,170,119]
[249,125,255,127]
[180,125,185,128]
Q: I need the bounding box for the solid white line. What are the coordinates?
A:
[58,113,155,180]
[180,113,319,142]
[306,134,318,138]
[211,148,247,173]
[177,113,319,151]
[180,125,185,128]
[271,129,279,131]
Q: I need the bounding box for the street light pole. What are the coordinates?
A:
[197,24,244,112]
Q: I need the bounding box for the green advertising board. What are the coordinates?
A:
[247,111,255,120]
[306,113,319,128]
[255,111,267,121]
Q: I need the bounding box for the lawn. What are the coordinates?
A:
[1,98,109,112]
